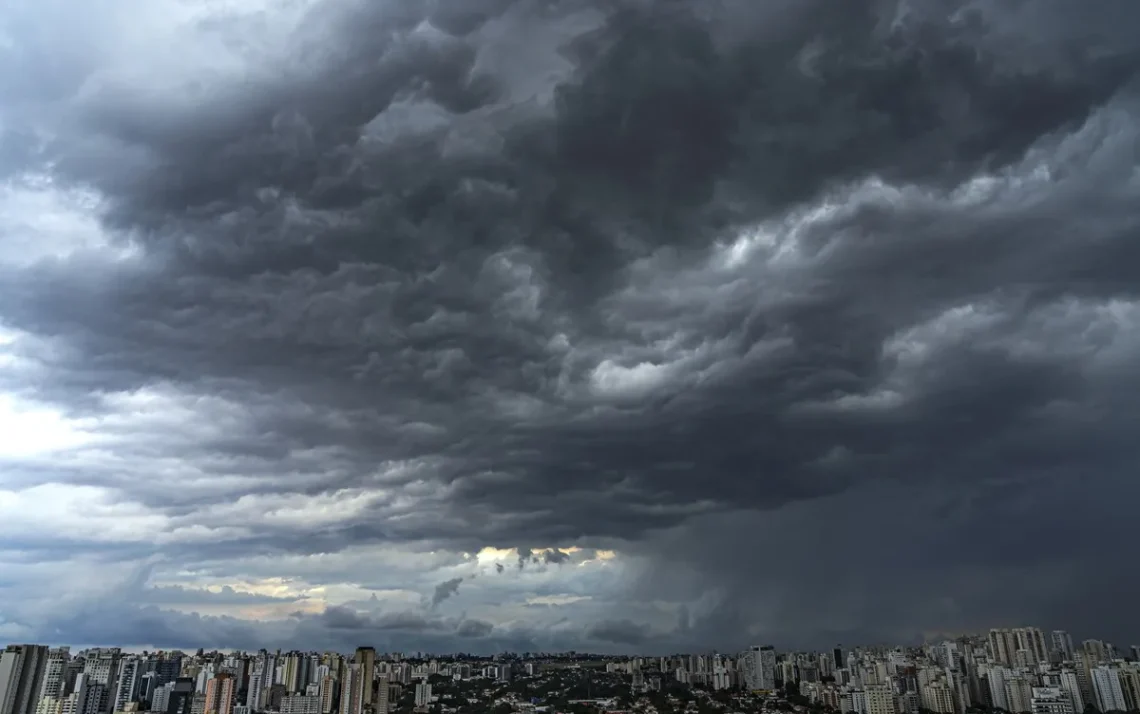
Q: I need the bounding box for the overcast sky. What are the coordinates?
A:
[2,0,1140,655]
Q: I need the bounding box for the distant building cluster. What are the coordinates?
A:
[0,645,516,714]
[0,628,1138,714]
[608,628,1140,714]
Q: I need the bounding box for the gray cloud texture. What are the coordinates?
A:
[2,0,1140,652]
[431,578,465,608]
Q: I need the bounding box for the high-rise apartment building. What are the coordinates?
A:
[264,686,285,712]
[919,681,954,713]
[152,682,175,714]
[1084,641,1112,665]
[988,667,1011,711]
[1013,628,1050,665]
[0,646,49,714]
[114,659,142,713]
[374,675,388,714]
[82,650,121,714]
[204,675,233,714]
[280,658,299,696]
[1119,667,1140,711]
[338,665,364,714]
[1091,667,1127,713]
[1052,632,1075,662]
[352,649,374,712]
[166,680,195,714]
[1057,670,1084,713]
[194,667,214,697]
[37,650,71,704]
[318,677,335,714]
[413,681,430,709]
[139,672,162,706]
[865,683,896,714]
[62,661,84,699]
[154,659,181,690]
[1073,653,1095,706]
[245,671,262,713]
[742,646,776,691]
[988,630,1012,667]
[1006,675,1034,713]
[82,684,106,714]
[61,675,88,714]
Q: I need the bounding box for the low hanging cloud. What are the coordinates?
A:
[456,618,495,638]
[1,0,1139,652]
[431,577,465,608]
[587,619,652,646]
[543,549,571,565]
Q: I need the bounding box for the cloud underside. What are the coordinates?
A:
[2,0,1140,651]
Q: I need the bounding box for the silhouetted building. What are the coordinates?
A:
[167,679,196,714]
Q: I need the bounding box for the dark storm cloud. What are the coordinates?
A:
[4,0,1140,649]
[586,619,651,646]
[543,549,571,565]
[619,468,1140,650]
[456,618,495,638]
[431,577,464,608]
[320,607,450,634]
[28,602,529,653]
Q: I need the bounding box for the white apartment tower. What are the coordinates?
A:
[245,672,262,713]
[920,681,954,714]
[1091,667,1128,713]
[81,650,120,714]
[865,683,896,714]
[413,681,431,709]
[988,667,1012,711]
[37,650,71,704]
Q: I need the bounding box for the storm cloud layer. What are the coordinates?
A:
[2,0,1140,653]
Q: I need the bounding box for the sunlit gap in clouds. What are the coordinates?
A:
[474,546,617,566]
[0,175,142,267]
[0,321,96,459]
[0,393,93,459]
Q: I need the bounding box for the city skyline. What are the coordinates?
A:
[3,0,1140,653]
[3,630,1140,714]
